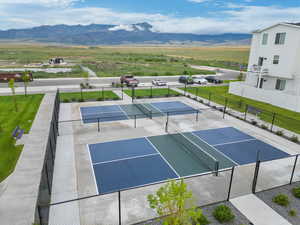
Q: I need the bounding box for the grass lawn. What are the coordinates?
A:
[183,86,300,134]
[32,66,88,78]
[60,90,120,102]
[0,94,44,182]
[124,88,181,98]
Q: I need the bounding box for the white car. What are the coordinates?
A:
[152,79,167,86]
[192,76,208,85]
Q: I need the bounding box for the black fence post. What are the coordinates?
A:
[118,191,121,225]
[244,104,248,121]
[102,87,104,100]
[165,112,169,132]
[208,92,212,105]
[223,98,228,119]
[196,87,199,100]
[134,115,137,128]
[121,86,124,100]
[80,87,83,100]
[167,86,170,97]
[150,86,153,98]
[97,118,100,132]
[131,87,135,103]
[184,83,187,96]
[227,166,235,201]
[271,112,276,132]
[196,111,199,122]
[290,155,299,184]
[252,160,261,194]
[37,205,43,225]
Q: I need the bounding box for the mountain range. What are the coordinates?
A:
[0,22,251,46]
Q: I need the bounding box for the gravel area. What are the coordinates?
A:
[256,182,300,225]
[135,201,252,225]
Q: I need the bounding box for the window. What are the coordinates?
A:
[262,33,268,45]
[275,79,286,91]
[273,55,280,64]
[275,33,286,45]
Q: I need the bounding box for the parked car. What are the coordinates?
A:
[179,76,194,84]
[205,76,223,84]
[152,79,167,86]
[120,75,139,87]
[192,76,208,85]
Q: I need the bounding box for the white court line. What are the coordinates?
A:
[86,144,100,195]
[92,153,159,166]
[212,138,256,147]
[118,105,130,119]
[190,132,239,166]
[145,137,180,178]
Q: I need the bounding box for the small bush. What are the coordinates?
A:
[196,214,210,225]
[63,99,70,103]
[272,194,289,206]
[113,97,119,100]
[290,135,299,143]
[213,205,235,223]
[276,130,284,136]
[71,97,77,102]
[97,97,103,101]
[289,209,297,217]
[261,124,268,130]
[292,187,300,198]
[78,98,85,102]
[251,120,257,125]
[199,99,204,103]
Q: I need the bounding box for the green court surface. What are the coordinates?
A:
[148,134,211,177]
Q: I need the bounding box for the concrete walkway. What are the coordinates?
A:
[231,194,292,225]
[80,65,97,77]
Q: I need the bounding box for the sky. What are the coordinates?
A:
[0,0,300,34]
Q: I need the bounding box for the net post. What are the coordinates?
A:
[118,191,121,225]
[215,161,219,176]
[196,110,199,122]
[290,155,299,184]
[97,118,100,132]
[121,85,124,100]
[252,160,260,194]
[134,115,137,128]
[271,112,276,132]
[150,86,153,98]
[227,166,235,201]
[165,112,169,132]
[223,98,228,119]
[102,87,104,100]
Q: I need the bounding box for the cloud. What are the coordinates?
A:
[0,3,300,34]
[0,0,82,7]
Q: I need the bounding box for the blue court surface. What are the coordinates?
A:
[88,127,290,194]
[80,101,198,123]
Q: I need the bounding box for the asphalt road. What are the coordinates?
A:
[0,67,241,88]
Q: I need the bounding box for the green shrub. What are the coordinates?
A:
[292,187,300,198]
[251,120,257,125]
[276,130,284,136]
[97,97,103,101]
[272,194,289,206]
[290,135,299,143]
[196,214,210,225]
[213,205,235,223]
[261,124,268,130]
[78,98,85,102]
[63,99,70,103]
[113,97,119,100]
[289,209,297,217]
[71,97,77,102]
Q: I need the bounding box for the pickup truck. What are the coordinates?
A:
[120,75,139,87]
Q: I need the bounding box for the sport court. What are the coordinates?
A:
[80,101,198,123]
[88,127,289,194]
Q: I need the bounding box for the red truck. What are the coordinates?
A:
[120,75,139,87]
[0,73,33,82]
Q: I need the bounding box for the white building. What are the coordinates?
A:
[229,22,300,112]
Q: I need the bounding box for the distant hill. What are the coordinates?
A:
[0,22,251,46]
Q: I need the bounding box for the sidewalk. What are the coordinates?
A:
[231,194,292,225]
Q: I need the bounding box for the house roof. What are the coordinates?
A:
[253,22,300,33]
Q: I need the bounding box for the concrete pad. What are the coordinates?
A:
[231,194,292,225]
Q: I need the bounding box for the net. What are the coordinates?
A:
[167,120,219,173]
[133,100,153,119]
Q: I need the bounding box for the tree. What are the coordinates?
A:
[9,79,18,112]
[22,72,31,96]
[148,180,209,225]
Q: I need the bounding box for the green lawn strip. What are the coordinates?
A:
[183,86,300,134]
[60,90,120,101]
[0,94,44,182]
[124,88,181,98]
